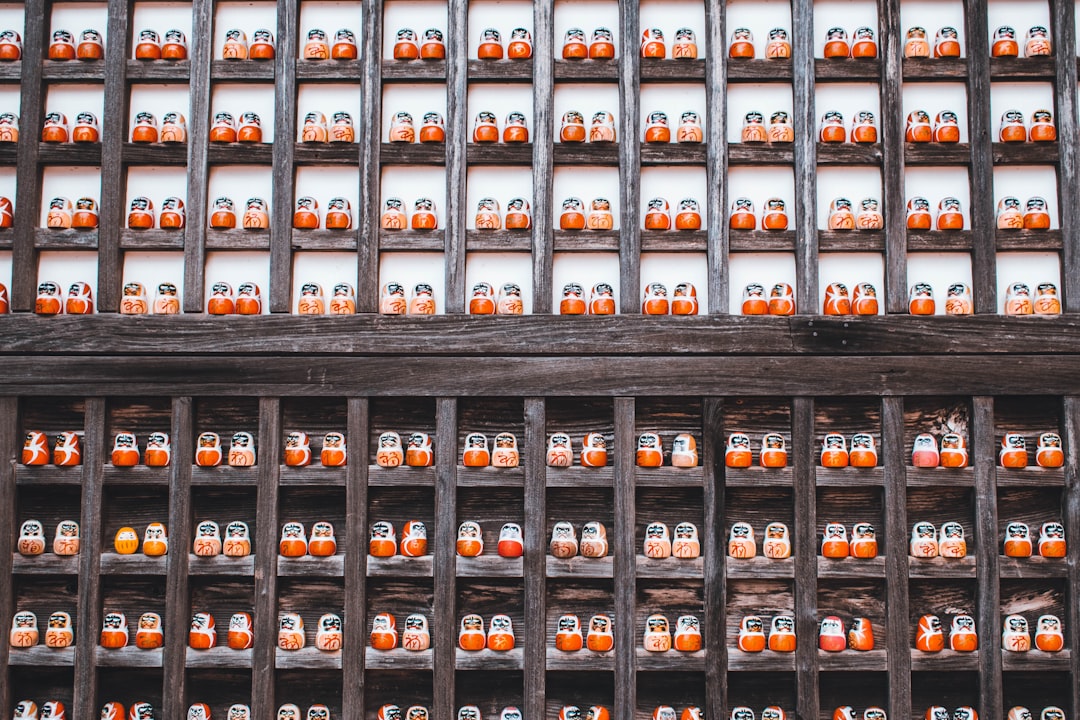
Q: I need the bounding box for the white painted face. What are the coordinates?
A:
[500,523,522,540]
[819,617,843,635]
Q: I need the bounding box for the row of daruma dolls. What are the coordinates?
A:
[733,614,870,653]
[31,281,181,316]
[914,612,1065,653]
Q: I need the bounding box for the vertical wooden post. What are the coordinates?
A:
[270,0,299,313]
[618,1,641,314]
[11,0,46,311]
[523,398,546,719]
[0,397,18,715]
[75,398,106,720]
[613,397,636,719]
[1050,0,1079,312]
[357,0,384,313]
[792,0,818,313]
[792,397,818,720]
[183,0,214,313]
[1060,397,1080,717]
[97,0,130,312]
[879,0,907,314]
[343,398,370,720]
[444,0,468,313]
[704,0,729,314]
[882,398,910,720]
[531,5,554,314]
[252,398,282,717]
[163,397,193,720]
[433,398,458,718]
[972,396,1001,720]
[702,398,726,719]
[964,1,995,314]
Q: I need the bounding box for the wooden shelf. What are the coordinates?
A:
[725,467,793,487]
[635,466,704,487]
[368,465,437,487]
[639,58,705,82]
[365,647,433,670]
[909,648,980,671]
[455,647,524,670]
[635,647,706,671]
[276,646,342,670]
[816,556,886,579]
[1000,648,1071,671]
[727,59,793,82]
[103,465,170,485]
[100,553,167,575]
[726,556,794,579]
[456,555,523,578]
[96,646,163,668]
[906,467,975,487]
[295,60,364,81]
[546,555,614,579]
[636,555,704,579]
[457,466,525,487]
[190,466,259,486]
[34,228,99,250]
[366,554,433,577]
[11,554,80,575]
[546,466,614,487]
[815,467,884,487]
[14,467,84,485]
[727,649,796,672]
[210,59,275,81]
[185,646,253,669]
[277,554,345,577]
[902,58,968,81]
[119,229,186,251]
[187,554,256,577]
[814,58,881,81]
[816,647,887,671]
[998,556,1068,578]
[8,645,76,667]
[990,56,1055,80]
[468,59,532,81]
[126,59,191,81]
[907,556,977,579]
[996,467,1065,487]
[382,59,446,82]
[278,465,347,486]
[554,60,619,82]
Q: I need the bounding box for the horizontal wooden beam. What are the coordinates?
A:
[2,316,1080,357]
[2,355,1080,396]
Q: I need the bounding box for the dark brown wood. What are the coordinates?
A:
[792,397,818,720]
[1062,396,1080,717]
[75,398,105,720]
[433,398,457,720]
[1051,0,1080,312]
[973,396,1002,720]
[613,397,635,720]
[964,0,995,313]
[344,398,368,720]
[523,398,545,720]
[270,0,299,313]
[183,0,214,313]
[618,2,640,314]
[163,397,193,720]
[97,0,129,313]
[253,397,281,717]
[881,397,910,720]
[445,0,467,313]
[880,0,907,313]
[357,0,383,313]
[531,3,554,314]
[792,0,818,314]
[11,0,45,312]
[0,397,16,714]
[702,398,725,718]
[705,0,727,313]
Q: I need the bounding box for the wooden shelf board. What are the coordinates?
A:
[276,646,342,669]
[187,554,256,577]
[902,58,968,81]
[210,59,274,81]
[42,60,105,81]
[207,142,273,165]
[455,646,524,670]
[552,143,619,166]
[553,60,619,81]
[726,649,796,672]
[816,556,886,579]
[119,229,186,251]
[990,56,1055,80]
[906,467,975,487]
[96,646,163,668]
[204,229,271,250]
[290,230,359,252]
[364,647,433,670]
[635,647,706,671]
[546,647,614,671]
[639,231,707,252]
[728,144,794,166]
[1000,648,1071,671]
[456,555,523,578]
[103,465,170,486]
[640,58,705,82]
[815,466,885,487]
[8,645,76,667]
[545,555,614,579]
[295,60,364,81]
[906,230,973,252]
[190,466,259,486]
[726,556,794,579]
[725,466,793,487]
[15,467,84,486]
[814,58,881,81]
[368,465,437,487]
[727,59,793,82]
[382,143,446,166]
[11,554,80,575]
[276,554,345,577]
[126,59,190,80]
[635,555,704,579]
[729,230,796,253]
[293,143,360,165]
[100,553,167,575]
[997,555,1068,578]
[121,142,188,165]
[38,142,102,165]
[185,646,252,669]
[34,228,99,250]
[278,465,347,486]
[552,231,620,252]
[546,466,614,487]
[465,230,532,252]
[468,143,532,166]
[818,231,885,253]
[635,466,703,487]
[467,58,532,81]
[640,144,706,166]
[366,554,433,578]
[379,230,445,252]
[816,648,887,671]
[907,556,977,579]
[909,648,980,671]
[381,60,447,82]
[457,466,525,487]
[995,467,1065,487]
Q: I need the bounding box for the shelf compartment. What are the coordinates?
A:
[364,647,433,670]
[815,467,884,487]
[187,554,256,577]
[636,555,704,579]
[185,646,252,669]
[545,556,613,579]
[276,646,342,669]
[277,554,345,577]
[907,556,977,579]
[96,646,163,668]
[455,647,524,670]
[816,556,886,579]
[725,556,794,579]
[99,554,167,576]
[366,555,433,577]
[546,647,614,671]
[457,555,523,578]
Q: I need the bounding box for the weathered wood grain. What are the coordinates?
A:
[253,397,281,718]
[164,397,192,720]
[524,397,546,720]
[973,396,1002,720]
[792,396,818,720]
[614,397,635,720]
[75,398,104,720]
[965,2,995,314]
[1052,1,1080,313]
[0,398,17,714]
[97,0,129,313]
[270,0,299,313]
[1064,396,1080,716]
[344,397,368,720]
[183,0,213,313]
[882,396,911,720]
[11,0,45,311]
[792,0,818,315]
[433,398,457,719]
[358,0,384,314]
